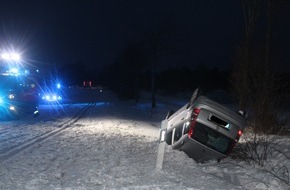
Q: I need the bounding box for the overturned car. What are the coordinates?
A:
[159,89,246,163]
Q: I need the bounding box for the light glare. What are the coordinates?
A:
[1,53,21,61]
[11,53,20,61]
[1,53,10,59]
[10,68,19,74]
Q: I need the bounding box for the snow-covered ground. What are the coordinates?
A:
[0,88,289,190]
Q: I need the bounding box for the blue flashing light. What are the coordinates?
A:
[42,94,62,102]
[10,68,19,74]
[45,95,50,100]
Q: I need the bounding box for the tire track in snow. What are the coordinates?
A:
[0,103,78,144]
[0,103,74,137]
[0,102,96,163]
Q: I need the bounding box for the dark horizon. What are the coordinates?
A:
[0,0,289,91]
[0,1,245,71]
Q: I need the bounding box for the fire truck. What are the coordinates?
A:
[0,53,39,120]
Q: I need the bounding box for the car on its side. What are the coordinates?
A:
[159,89,247,163]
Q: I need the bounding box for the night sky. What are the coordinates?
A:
[0,0,245,72]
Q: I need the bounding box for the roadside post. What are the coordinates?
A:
[156,119,167,171]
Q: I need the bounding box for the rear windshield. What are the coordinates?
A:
[191,124,234,154]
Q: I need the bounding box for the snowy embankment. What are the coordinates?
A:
[0,88,289,189]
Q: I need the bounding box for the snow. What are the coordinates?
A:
[0,88,289,190]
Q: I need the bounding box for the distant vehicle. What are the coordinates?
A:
[0,51,40,119]
[40,79,63,103]
[0,73,39,119]
[159,89,247,163]
[83,80,92,89]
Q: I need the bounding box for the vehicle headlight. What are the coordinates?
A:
[42,94,62,101]
[9,94,15,99]
[9,106,15,111]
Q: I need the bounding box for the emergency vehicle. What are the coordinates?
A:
[0,52,39,119]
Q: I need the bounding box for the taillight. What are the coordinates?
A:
[188,108,200,138]
[192,108,200,116]
[237,130,243,137]
[235,129,243,142]
[188,124,194,137]
[227,129,243,155]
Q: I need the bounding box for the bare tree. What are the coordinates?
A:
[131,12,179,110]
[231,0,289,133]
[231,0,261,110]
